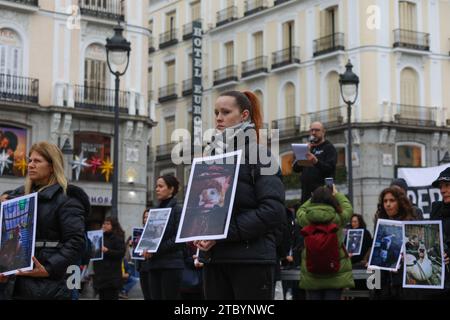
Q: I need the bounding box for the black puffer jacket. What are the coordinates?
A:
[147,197,184,270]
[430,201,450,288]
[5,184,86,300]
[93,232,125,290]
[205,133,286,264]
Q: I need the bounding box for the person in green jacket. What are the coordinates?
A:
[296,185,354,300]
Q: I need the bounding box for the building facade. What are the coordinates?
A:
[0,0,154,235]
[149,0,450,231]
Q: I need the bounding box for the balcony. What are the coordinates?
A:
[216,6,238,27]
[271,46,300,70]
[306,106,346,129]
[313,33,345,57]
[213,65,238,87]
[158,84,178,103]
[274,0,292,5]
[78,0,124,22]
[0,0,38,12]
[393,104,437,126]
[183,20,202,41]
[74,85,129,113]
[156,142,176,161]
[271,116,300,139]
[159,29,178,49]
[244,0,267,16]
[149,36,155,54]
[241,56,268,79]
[0,74,39,104]
[393,29,430,52]
[182,79,193,96]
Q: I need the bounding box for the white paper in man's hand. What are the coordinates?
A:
[291,144,313,167]
[292,144,308,161]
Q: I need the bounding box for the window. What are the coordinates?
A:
[253,31,263,57]
[399,1,417,30]
[0,29,22,77]
[225,41,234,65]
[191,1,201,21]
[282,21,294,49]
[335,146,347,183]
[400,67,419,106]
[148,20,153,34]
[148,67,153,97]
[320,6,338,37]
[254,90,263,118]
[327,71,340,108]
[166,11,176,32]
[165,116,175,144]
[397,144,423,167]
[73,132,112,182]
[0,125,27,177]
[166,60,175,85]
[84,44,107,103]
[284,83,295,118]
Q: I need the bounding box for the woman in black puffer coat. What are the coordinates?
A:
[143,175,184,300]
[0,142,86,300]
[93,217,125,300]
[194,90,285,300]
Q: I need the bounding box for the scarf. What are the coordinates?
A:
[203,121,255,156]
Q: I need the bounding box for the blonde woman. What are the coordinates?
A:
[0,141,86,300]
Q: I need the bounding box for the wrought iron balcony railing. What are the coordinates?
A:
[393,29,430,51]
[213,65,238,86]
[244,0,267,16]
[313,33,345,57]
[149,36,155,54]
[158,84,178,103]
[306,106,346,129]
[274,0,292,5]
[393,104,436,126]
[74,85,129,113]
[272,46,300,69]
[2,0,38,6]
[216,6,238,27]
[159,29,178,49]
[242,56,268,78]
[78,0,124,21]
[182,78,193,96]
[156,142,176,161]
[0,73,39,104]
[182,20,202,40]
[271,116,300,139]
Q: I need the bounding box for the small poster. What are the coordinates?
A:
[368,219,404,271]
[135,208,172,254]
[87,230,103,261]
[346,229,364,256]
[132,227,144,260]
[403,221,444,289]
[0,193,38,276]
[176,150,242,242]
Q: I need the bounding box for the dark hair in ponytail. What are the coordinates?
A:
[219,90,263,141]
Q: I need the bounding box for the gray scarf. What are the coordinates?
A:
[204,121,255,156]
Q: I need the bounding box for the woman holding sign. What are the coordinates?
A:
[194,91,285,300]
[0,142,86,300]
[143,175,184,300]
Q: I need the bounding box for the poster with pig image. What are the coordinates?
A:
[176,151,242,242]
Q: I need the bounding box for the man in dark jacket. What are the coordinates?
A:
[427,167,450,298]
[293,122,337,204]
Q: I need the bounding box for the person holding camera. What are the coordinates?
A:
[293,122,337,204]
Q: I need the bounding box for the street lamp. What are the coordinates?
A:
[106,22,131,217]
[339,59,359,204]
